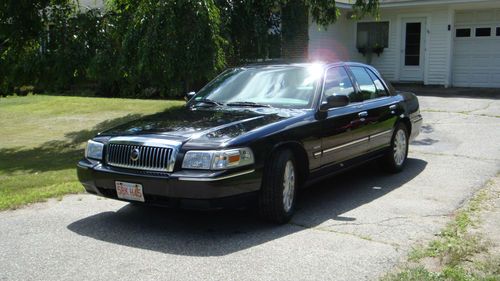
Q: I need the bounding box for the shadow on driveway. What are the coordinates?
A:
[67,158,427,256]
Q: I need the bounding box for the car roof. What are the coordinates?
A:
[237,60,385,83]
[241,60,372,70]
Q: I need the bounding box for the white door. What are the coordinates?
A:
[452,10,500,87]
[400,18,426,82]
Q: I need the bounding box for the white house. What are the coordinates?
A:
[76,0,105,10]
[308,0,500,87]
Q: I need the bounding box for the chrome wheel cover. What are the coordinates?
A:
[393,129,407,166]
[282,160,295,212]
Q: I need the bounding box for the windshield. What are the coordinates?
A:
[191,65,323,109]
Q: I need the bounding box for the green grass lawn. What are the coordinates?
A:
[0,95,183,210]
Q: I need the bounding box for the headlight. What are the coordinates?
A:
[85,140,104,160]
[182,148,254,170]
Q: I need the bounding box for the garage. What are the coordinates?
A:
[453,9,500,87]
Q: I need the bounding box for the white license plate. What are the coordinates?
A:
[115,181,145,202]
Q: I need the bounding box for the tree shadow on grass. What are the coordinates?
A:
[0,114,143,174]
[67,158,427,257]
[0,104,188,174]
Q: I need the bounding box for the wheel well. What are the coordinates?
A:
[271,142,309,186]
[398,117,412,135]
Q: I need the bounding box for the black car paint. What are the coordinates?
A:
[77,62,422,208]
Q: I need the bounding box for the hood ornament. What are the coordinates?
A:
[130,148,140,161]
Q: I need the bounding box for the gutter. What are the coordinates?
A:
[337,0,495,9]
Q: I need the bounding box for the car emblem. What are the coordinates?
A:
[130,148,140,161]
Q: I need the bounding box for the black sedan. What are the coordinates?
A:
[77,62,422,223]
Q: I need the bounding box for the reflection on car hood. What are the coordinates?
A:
[100,106,307,144]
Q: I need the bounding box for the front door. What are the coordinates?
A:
[400,18,426,82]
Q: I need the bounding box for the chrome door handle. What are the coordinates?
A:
[358,111,368,118]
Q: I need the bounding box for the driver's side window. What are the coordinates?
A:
[322,67,355,103]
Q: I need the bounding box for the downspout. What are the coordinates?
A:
[445,7,455,88]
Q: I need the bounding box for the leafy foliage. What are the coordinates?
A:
[217,0,282,63]
[0,0,379,98]
[94,0,227,97]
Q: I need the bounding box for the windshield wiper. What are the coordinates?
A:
[226,101,272,108]
[191,98,223,107]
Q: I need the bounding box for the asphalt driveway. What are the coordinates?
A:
[1,94,499,281]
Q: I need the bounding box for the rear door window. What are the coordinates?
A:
[349,66,377,102]
[366,69,389,97]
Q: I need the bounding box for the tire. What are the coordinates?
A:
[258,149,298,224]
[383,123,409,173]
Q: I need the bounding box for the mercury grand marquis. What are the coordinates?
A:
[77,62,422,223]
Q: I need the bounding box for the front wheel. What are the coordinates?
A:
[258,149,297,224]
[383,123,409,173]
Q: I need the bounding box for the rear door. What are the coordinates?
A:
[319,66,369,166]
[348,66,399,153]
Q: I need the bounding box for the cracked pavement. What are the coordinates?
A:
[1,95,499,281]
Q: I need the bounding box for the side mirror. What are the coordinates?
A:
[320,95,349,111]
[185,91,196,102]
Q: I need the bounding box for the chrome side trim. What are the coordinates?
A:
[318,130,392,157]
[323,137,369,154]
[370,129,393,139]
[411,116,423,123]
[178,169,255,182]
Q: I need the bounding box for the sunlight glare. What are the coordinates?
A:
[302,63,324,85]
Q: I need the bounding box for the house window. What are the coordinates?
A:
[456,28,471,37]
[356,22,389,49]
[496,27,500,36]
[475,27,491,37]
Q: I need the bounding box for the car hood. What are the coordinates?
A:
[99,106,306,145]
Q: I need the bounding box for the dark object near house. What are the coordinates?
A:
[77,62,422,224]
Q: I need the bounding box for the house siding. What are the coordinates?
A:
[309,6,453,86]
[369,13,399,82]
[308,13,362,63]
[425,8,452,85]
[76,0,105,10]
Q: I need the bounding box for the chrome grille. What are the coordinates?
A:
[106,143,175,172]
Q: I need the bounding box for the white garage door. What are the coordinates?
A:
[453,9,500,87]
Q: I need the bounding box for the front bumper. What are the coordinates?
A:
[77,159,262,209]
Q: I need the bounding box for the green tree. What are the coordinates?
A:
[98,0,226,97]
[0,0,77,93]
[216,0,282,63]
[0,0,379,97]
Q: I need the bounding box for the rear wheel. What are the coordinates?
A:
[258,149,297,224]
[383,123,409,173]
